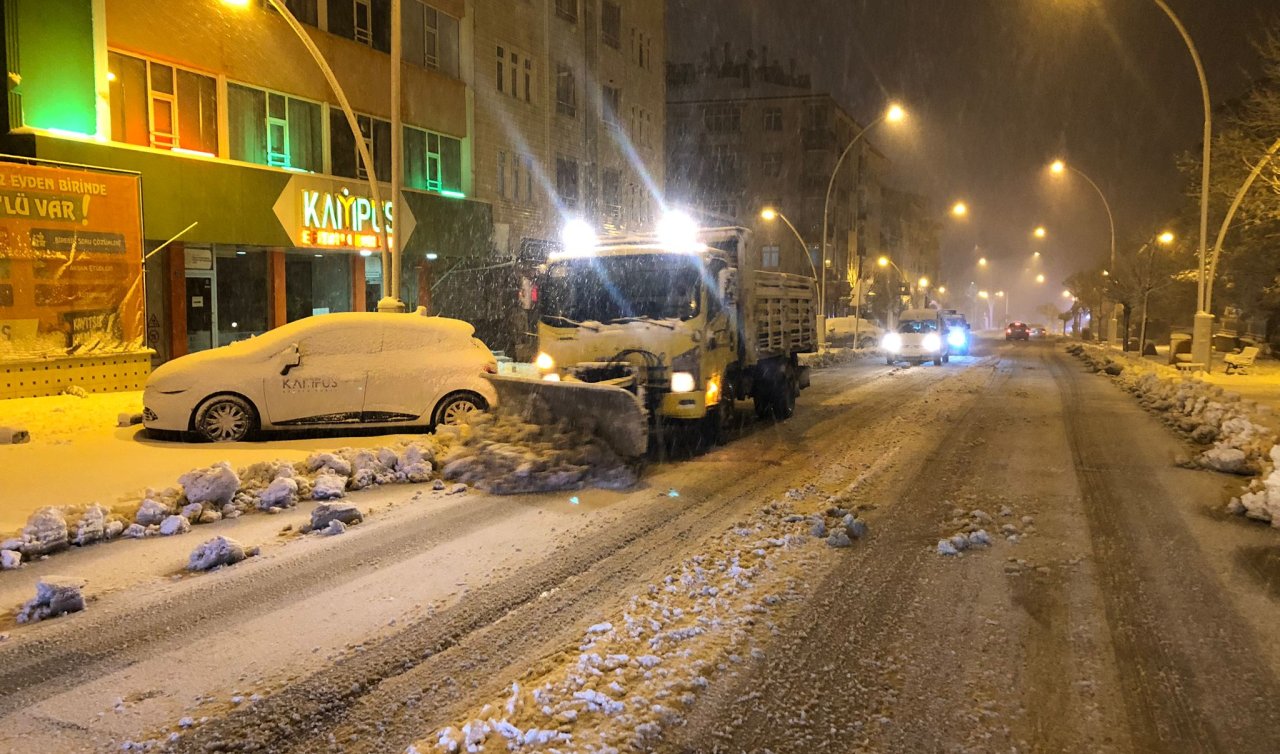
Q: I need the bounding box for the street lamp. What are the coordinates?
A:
[978,257,988,268]
[819,102,908,320]
[952,201,969,218]
[1050,158,1116,343]
[1138,230,1177,356]
[760,207,820,283]
[222,0,403,310]
[1034,226,1047,239]
[1036,274,1046,284]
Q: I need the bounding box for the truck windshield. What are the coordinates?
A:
[541,255,703,326]
[899,320,938,334]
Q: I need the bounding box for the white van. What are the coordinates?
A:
[882,308,950,366]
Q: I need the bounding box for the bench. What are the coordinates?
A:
[1174,361,1205,373]
[1224,346,1260,375]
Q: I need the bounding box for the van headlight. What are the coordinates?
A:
[923,333,942,352]
[535,352,555,371]
[671,371,697,393]
[947,328,967,348]
[881,333,902,353]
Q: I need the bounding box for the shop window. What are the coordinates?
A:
[601,2,621,49]
[286,253,353,322]
[108,51,217,155]
[403,0,460,78]
[329,0,390,52]
[556,63,576,118]
[331,112,391,181]
[215,250,268,345]
[404,125,462,194]
[228,83,322,171]
[556,157,578,209]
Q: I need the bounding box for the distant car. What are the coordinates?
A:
[942,312,971,355]
[1006,322,1031,341]
[144,312,498,442]
[883,309,950,366]
[1029,324,1049,338]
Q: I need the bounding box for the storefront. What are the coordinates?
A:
[0,158,150,398]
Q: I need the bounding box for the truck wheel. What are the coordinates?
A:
[770,377,796,421]
[754,396,772,420]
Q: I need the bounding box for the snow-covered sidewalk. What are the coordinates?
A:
[0,391,427,534]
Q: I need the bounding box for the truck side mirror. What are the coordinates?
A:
[279,344,301,375]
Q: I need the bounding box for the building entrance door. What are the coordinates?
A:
[185,273,216,353]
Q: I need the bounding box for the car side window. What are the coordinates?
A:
[297,326,380,357]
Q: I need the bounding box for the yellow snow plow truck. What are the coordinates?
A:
[486,220,817,460]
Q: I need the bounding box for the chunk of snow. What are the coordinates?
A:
[1,550,21,570]
[306,452,352,477]
[936,539,960,556]
[826,532,852,548]
[968,529,992,547]
[180,502,204,521]
[158,515,191,536]
[323,519,347,536]
[311,472,347,500]
[1199,447,1249,474]
[17,575,86,624]
[134,498,172,526]
[187,536,247,571]
[122,523,147,539]
[311,503,363,530]
[258,477,299,510]
[0,425,30,444]
[73,504,109,546]
[178,462,240,507]
[20,507,69,557]
[586,622,613,635]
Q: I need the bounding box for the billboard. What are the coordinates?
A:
[0,160,145,359]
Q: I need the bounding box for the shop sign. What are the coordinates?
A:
[184,247,213,270]
[273,176,415,253]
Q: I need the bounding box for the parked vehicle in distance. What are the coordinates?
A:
[826,316,884,349]
[941,310,971,355]
[1029,323,1049,338]
[1006,322,1031,341]
[143,312,498,442]
[883,308,950,366]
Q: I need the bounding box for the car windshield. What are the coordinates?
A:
[899,320,938,334]
[540,255,703,326]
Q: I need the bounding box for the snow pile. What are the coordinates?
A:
[16,507,70,558]
[799,346,881,369]
[16,575,86,624]
[187,537,248,571]
[936,507,1024,556]
[178,462,240,507]
[415,499,850,753]
[1231,444,1280,526]
[310,503,364,531]
[439,411,637,495]
[1067,344,1275,475]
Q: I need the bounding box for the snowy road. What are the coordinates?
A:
[2,339,1279,753]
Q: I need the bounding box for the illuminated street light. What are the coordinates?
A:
[1036,274,1046,284]
[760,207,820,284]
[820,102,909,319]
[760,208,778,222]
[1034,226,1047,239]
[918,277,930,289]
[978,290,990,300]
[937,286,947,294]
[952,201,969,218]
[1159,231,1176,245]
[978,257,988,267]
[877,256,890,268]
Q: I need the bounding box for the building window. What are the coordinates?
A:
[703,104,741,134]
[497,46,536,102]
[602,168,622,225]
[556,63,576,117]
[556,157,579,209]
[601,2,621,49]
[805,100,829,129]
[403,1,460,78]
[108,51,218,154]
[763,107,783,132]
[762,245,780,269]
[497,151,507,199]
[712,144,739,173]
[555,0,577,22]
[328,111,391,180]
[277,0,319,25]
[523,155,534,204]
[227,82,322,170]
[602,85,622,128]
[762,152,782,177]
[404,125,462,193]
[329,0,390,52]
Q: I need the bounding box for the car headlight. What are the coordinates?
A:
[923,333,942,352]
[671,371,696,393]
[542,372,562,382]
[881,333,902,353]
[947,328,967,348]
[535,352,555,371]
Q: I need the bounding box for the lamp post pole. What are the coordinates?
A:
[387,0,405,311]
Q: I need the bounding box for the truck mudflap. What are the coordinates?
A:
[484,374,650,460]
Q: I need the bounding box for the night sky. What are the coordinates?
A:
[668,0,1276,319]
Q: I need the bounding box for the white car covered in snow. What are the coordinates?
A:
[143,312,498,442]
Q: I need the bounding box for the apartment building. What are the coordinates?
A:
[0,0,489,396]
[470,0,665,258]
[666,45,891,318]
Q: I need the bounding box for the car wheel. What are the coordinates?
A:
[194,395,257,443]
[433,391,487,427]
[943,355,950,364]
[858,336,876,349]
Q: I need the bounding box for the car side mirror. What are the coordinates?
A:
[279,344,301,376]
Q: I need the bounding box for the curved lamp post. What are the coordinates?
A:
[819,104,906,321]
[223,0,402,307]
[1205,137,1280,314]
[1051,159,1116,343]
[760,208,820,282]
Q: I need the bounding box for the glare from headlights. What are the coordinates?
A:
[947,328,967,348]
[671,371,696,393]
[922,333,942,352]
[534,352,555,371]
[881,333,902,353]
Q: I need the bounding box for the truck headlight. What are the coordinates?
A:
[881,333,902,353]
[535,352,555,371]
[947,328,967,348]
[671,371,696,393]
[923,333,942,352]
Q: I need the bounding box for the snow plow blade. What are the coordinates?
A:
[484,374,649,460]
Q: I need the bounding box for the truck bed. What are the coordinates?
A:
[748,271,818,360]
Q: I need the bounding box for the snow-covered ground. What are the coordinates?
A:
[0,390,432,535]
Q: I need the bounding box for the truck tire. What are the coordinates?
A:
[771,380,796,420]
